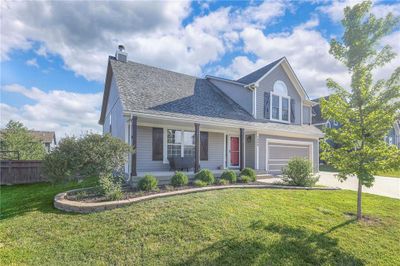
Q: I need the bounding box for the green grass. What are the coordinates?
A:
[320,164,400,178]
[1,181,399,265]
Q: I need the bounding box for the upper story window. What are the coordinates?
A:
[270,80,290,123]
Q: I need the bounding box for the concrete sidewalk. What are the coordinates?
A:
[259,172,400,199]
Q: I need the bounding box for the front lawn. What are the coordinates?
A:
[320,164,400,178]
[1,181,399,265]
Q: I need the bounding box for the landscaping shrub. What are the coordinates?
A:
[170,172,189,187]
[138,175,158,191]
[218,179,229,185]
[193,180,208,187]
[98,173,123,201]
[220,170,237,183]
[194,169,215,184]
[239,175,251,183]
[282,157,319,187]
[240,167,256,182]
[43,133,132,183]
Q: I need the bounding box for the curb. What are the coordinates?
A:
[54,184,340,214]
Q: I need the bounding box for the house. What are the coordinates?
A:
[29,130,57,153]
[384,120,400,148]
[312,97,400,148]
[99,46,323,178]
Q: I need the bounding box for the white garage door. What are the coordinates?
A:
[267,140,312,174]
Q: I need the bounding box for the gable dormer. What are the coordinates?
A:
[236,57,315,125]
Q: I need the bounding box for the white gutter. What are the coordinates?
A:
[124,110,324,139]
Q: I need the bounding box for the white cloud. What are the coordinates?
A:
[216,19,350,99]
[0,84,102,138]
[319,0,400,22]
[25,58,39,68]
[1,1,292,82]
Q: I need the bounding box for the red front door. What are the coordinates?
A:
[230,137,239,166]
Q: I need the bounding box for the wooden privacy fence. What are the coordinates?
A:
[0,160,47,185]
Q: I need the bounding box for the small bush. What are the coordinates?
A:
[193,180,208,187]
[240,167,256,182]
[218,179,229,185]
[282,158,319,187]
[138,175,158,191]
[239,175,251,183]
[220,170,237,183]
[194,169,215,184]
[98,173,123,201]
[171,172,189,187]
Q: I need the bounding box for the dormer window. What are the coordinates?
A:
[270,80,290,123]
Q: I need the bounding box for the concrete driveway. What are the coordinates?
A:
[258,172,400,199]
[317,171,400,199]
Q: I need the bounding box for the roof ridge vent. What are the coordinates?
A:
[115,45,127,62]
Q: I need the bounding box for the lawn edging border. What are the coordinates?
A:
[54,185,340,214]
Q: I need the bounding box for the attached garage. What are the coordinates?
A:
[266,139,313,174]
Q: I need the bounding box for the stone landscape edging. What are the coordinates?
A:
[54,184,340,214]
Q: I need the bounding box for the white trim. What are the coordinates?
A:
[205,75,248,86]
[270,93,290,124]
[265,139,314,172]
[253,58,285,87]
[252,89,256,117]
[227,134,240,168]
[223,133,227,169]
[126,111,324,138]
[255,133,259,170]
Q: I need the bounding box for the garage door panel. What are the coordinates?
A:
[269,146,309,160]
[267,141,311,174]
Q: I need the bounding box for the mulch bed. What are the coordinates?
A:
[66,181,265,203]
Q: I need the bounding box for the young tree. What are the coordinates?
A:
[0,120,46,160]
[321,1,400,220]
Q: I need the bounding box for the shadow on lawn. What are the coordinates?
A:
[0,180,91,220]
[177,220,363,266]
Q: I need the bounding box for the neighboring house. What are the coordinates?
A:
[312,97,400,149]
[99,46,323,178]
[29,130,57,153]
[384,121,400,148]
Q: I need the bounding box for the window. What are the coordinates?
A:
[272,95,280,120]
[270,80,290,123]
[388,136,393,145]
[167,129,194,158]
[282,98,289,121]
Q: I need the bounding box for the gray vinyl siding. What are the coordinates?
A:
[136,126,169,172]
[103,75,125,142]
[258,134,319,173]
[136,126,224,172]
[245,134,255,168]
[303,106,311,125]
[256,65,302,124]
[201,132,224,170]
[208,78,253,115]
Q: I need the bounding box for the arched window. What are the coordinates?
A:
[270,80,290,122]
[273,80,288,96]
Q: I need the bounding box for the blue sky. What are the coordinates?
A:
[1,0,399,137]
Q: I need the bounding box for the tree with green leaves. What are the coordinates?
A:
[321,1,400,220]
[0,120,46,160]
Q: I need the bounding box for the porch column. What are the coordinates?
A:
[131,116,137,177]
[194,123,200,173]
[240,128,245,171]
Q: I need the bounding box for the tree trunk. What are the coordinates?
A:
[357,178,362,220]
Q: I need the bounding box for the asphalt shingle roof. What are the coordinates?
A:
[236,57,283,85]
[110,58,254,122]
